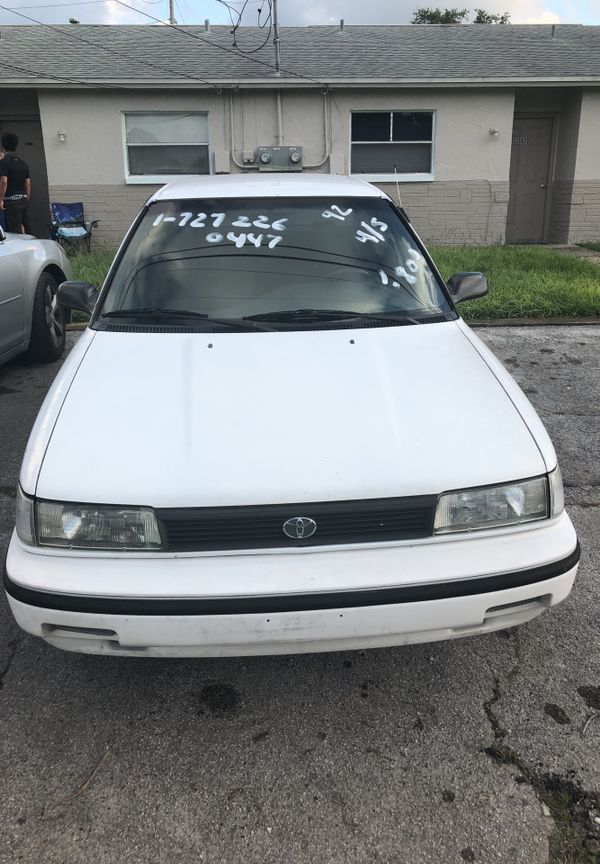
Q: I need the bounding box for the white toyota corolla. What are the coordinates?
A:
[4,174,579,657]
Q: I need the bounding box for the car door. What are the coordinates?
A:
[0,236,27,359]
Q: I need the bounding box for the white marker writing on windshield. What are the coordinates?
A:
[355,218,388,244]
[322,205,353,221]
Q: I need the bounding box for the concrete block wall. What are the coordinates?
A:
[49,184,160,249]
[549,181,574,243]
[50,178,509,250]
[378,180,509,245]
[549,180,600,244]
[566,181,600,243]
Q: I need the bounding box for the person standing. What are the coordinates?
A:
[0,133,32,234]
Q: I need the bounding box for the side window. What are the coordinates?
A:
[124,112,209,181]
[350,111,434,179]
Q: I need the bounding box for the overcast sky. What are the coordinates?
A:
[0,0,598,27]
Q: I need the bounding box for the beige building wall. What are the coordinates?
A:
[565,89,600,243]
[40,86,515,247]
[542,88,600,243]
[549,91,582,242]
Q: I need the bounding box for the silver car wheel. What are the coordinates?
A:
[45,285,64,349]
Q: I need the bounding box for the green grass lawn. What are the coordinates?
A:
[430,244,600,318]
[70,244,600,321]
[578,241,600,253]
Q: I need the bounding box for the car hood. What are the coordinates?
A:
[34,321,550,507]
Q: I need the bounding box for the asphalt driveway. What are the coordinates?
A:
[0,325,598,864]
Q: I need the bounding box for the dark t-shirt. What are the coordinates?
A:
[0,154,30,197]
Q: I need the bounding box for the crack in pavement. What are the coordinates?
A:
[481,640,600,863]
[0,634,22,692]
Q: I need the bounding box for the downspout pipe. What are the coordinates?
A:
[276,90,284,145]
[303,90,331,169]
[229,89,257,170]
[229,89,330,171]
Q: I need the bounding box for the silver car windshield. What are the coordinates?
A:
[100,197,453,322]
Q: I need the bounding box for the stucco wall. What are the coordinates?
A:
[549,91,582,243]
[549,89,600,243]
[40,86,515,246]
[573,90,600,181]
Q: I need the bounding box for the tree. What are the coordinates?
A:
[411,8,469,23]
[411,7,511,23]
[473,9,511,22]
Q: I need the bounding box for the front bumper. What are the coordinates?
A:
[4,513,579,657]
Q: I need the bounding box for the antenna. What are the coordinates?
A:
[394,165,403,208]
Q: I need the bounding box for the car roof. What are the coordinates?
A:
[149,173,388,202]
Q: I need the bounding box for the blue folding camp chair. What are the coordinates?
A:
[50,202,99,253]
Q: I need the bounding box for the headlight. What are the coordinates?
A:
[36,501,162,550]
[434,476,549,534]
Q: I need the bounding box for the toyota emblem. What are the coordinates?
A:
[282,516,317,540]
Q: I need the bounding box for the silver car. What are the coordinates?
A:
[0,225,72,365]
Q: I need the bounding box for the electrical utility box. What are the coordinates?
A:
[256,146,303,172]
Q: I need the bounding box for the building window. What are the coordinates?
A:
[124,112,210,180]
[350,111,434,179]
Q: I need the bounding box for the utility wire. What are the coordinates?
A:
[257,0,270,28]
[0,1,226,90]
[7,0,109,9]
[1,0,326,86]
[110,0,326,85]
[217,0,272,53]
[5,0,161,7]
[0,57,131,87]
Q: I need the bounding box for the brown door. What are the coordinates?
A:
[506,116,554,243]
[0,117,50,238]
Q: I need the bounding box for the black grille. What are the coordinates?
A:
[157,496,437,552]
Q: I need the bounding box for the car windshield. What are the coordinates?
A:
[99,196,454,326]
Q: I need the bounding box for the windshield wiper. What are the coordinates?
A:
[100,307,274,331]
[244,308,425,325]
[101,307,209,320]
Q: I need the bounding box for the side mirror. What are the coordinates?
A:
[57,281,99,315]
[446,272,488,304]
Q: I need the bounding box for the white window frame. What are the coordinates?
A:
[349,110,436,182]
[122,111,212,185]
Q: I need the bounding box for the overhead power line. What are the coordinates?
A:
[216,0,273,54]
[5,0,162,8]
[110,0,325,85]
[0,0,326,87]
[0,56,130,87]
[0,1,226,90]
[8,1,109,9]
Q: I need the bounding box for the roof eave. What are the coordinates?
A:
[3,76,600,89]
